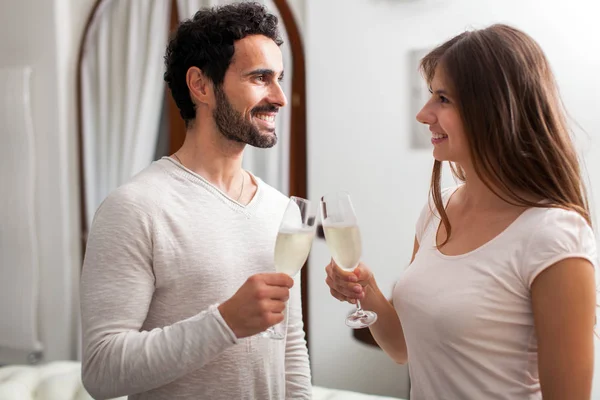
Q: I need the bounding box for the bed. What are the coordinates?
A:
[0,361,404,400]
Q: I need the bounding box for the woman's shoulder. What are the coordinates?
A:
[521,206,592,233]
[516,206,597,287]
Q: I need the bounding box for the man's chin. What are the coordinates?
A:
[251,123,275,134]
[258,128,277,141]
[249,131,277,148]
[253,137,277,149]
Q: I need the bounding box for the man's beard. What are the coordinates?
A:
[213,85,278,149]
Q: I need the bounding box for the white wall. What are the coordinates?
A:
[306,0,600,398]
[286,0,305,35]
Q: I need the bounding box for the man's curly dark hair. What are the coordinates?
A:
[163,2,283,126]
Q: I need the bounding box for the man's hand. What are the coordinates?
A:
[218,273,294,338]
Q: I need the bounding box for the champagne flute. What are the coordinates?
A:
[320,191,377,328]
[261,196,317,340]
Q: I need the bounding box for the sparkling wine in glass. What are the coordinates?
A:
[261,196,317,339]
[321,191,377,329]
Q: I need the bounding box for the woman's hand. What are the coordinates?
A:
[325,260,373,304]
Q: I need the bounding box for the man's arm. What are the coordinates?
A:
[80,194,237,399]
[284,274,312,399]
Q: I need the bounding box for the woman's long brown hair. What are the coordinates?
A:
[420,24,591,246]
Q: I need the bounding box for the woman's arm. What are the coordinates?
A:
[364,237,419,364]
[531,257,596,400]
[325,237,420,364]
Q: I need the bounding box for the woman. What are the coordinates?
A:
[326,24,597,399]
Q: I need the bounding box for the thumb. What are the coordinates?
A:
[354,263,371,283]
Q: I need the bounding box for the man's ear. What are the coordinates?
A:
[186,67,213,106]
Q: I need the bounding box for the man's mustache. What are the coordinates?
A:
[251,104,279,114]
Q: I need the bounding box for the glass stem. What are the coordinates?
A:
[355,300,366,316]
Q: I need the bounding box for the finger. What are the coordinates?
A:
[267,312,285,326]
[269,299,287,313]
[333,272,362,295]
[331,261,358,282]
[329,288,359,305]
[325,260,333,275]
[260,309,285,328]
[260,299,287,314]
[328,277,363,300]
[327,259,356,282]
[354,264,371,283]
[261,273,294,288]
[340,282,364,298]
[327,275,362,298]
[329,287,347,303]
[264,286,290,301]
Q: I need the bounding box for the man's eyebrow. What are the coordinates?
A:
[244,69,275,77]
[244,69,284,79]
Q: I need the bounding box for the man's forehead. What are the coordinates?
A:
[231,35,284,73]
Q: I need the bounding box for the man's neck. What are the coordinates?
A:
[175,122,245,193]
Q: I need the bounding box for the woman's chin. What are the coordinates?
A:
[432,149,448,162]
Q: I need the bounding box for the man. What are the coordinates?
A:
[80,3,311,399]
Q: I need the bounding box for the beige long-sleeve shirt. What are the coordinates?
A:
[80,157,311,400]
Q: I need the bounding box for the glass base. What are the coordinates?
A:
[345,310,378,329]
[258,327,285,340]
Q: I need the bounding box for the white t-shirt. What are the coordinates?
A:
[393,187,597,400]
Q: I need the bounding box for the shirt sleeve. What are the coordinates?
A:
[521,207,597,288]
[284,273,312,399]
[80,189,237,400]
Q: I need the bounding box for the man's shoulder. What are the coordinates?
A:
[257,179,289,205]
[101,162,168,214]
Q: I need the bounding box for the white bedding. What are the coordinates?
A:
[0,362,404,400]
[312,385,403,400]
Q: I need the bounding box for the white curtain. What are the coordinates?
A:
[176,0,292,195]
[0,66,43,364]
[176,0,224,18]
[81,0,171,227]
